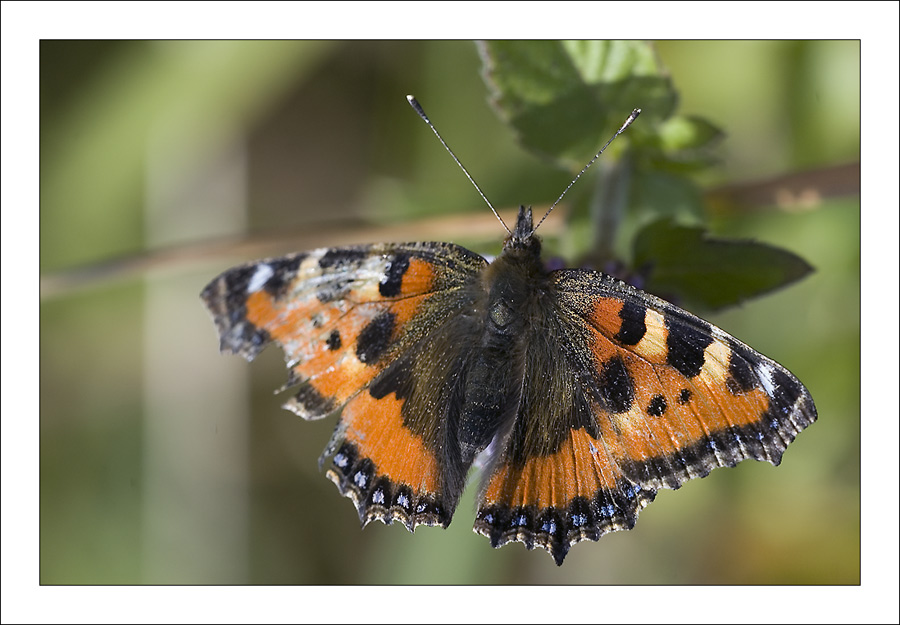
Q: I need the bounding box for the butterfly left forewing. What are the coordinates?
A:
[555,269,817,490]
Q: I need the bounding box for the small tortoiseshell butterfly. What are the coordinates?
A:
[201,98,816,565]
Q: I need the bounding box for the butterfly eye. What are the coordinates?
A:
[489,300,513,328]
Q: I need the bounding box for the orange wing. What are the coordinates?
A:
[201,242,487,529]
[475,269,816,565]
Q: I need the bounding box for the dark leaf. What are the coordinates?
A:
[632,218,814,310]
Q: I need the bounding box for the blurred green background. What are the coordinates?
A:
[40,40,859,584]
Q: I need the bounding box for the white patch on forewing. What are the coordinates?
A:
[756,362,776,396]
[300,250,326,274]
[292,249,389,301]
[634,308,668,361]
[698,340,731,387]
[247,263,274,293]
[352,256,391,299]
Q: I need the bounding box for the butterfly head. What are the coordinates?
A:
[503,206,540,254]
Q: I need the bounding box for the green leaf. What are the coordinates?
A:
[478,40,677,168]
[630,169,705,221]
[632,218,814,310]
[655,115,724,153]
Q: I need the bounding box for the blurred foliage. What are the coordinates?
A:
[479,40,811,311]
[39,40,860,586]
[479,40,723,171]
[479,40,679,167]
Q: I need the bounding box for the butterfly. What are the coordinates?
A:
[200,99,816,565]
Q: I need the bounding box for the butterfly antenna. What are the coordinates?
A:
[532,108,641,234]
[407,95,510,234]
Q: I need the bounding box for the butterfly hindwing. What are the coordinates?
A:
[472,277,659,564]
